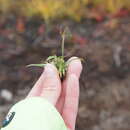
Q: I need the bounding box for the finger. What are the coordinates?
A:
[27,71,46,97]
[63,57,82,130]
[56,57,82,113]
[62,74,79,130]
[27,64,61,106]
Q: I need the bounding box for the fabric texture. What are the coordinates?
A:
[1,97,67,130]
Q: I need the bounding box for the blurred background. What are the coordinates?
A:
[0,0,130,130]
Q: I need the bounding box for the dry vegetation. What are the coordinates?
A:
[0,0,130,21]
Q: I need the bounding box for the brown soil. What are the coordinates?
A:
[0,16,130,130]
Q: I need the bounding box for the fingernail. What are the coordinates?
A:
[67,57,80,63]
[67,57,82,78]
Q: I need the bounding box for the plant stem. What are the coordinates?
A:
[62,34,65,58]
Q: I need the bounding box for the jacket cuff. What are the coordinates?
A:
[1,97,67,130]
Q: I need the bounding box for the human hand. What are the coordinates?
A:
[27,57,82,130]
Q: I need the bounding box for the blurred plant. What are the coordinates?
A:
[92,0,128,13]
[26,0,130,21]
[0,0,25,15]
[24,0,89,21]
[0,0,130,21]
[0,0,11,13]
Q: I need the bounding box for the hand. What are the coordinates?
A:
[27,57,82,130]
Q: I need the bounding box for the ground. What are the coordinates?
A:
[0,16,130,130]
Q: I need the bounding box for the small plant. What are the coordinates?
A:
[27,27,74,79]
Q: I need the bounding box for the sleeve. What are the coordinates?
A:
[1,97,67,130]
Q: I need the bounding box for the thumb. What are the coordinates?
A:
[27,64,61,106]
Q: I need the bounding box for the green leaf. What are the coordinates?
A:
[26,64,46,67]
[46,55,57,61]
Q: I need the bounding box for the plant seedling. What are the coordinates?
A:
[27,27,74,79]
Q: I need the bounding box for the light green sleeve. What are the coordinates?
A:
[1,97,67,130]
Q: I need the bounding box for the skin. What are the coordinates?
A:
[27,57,82,130]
